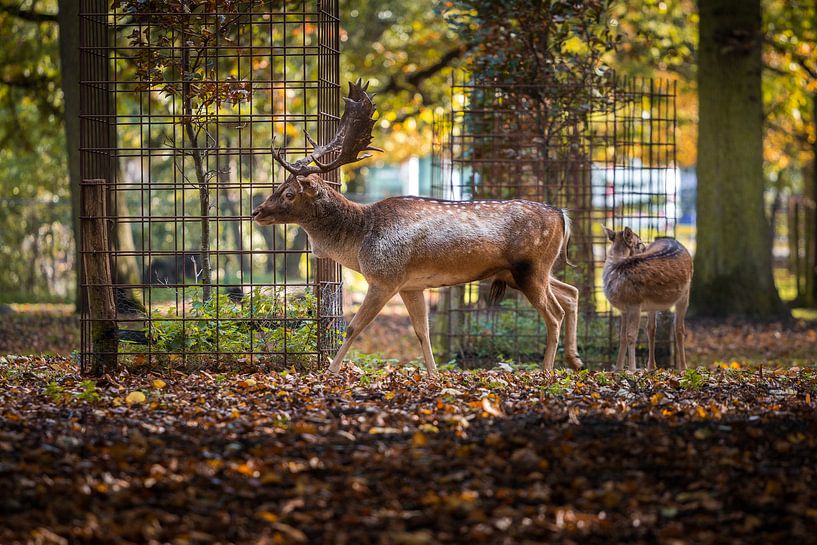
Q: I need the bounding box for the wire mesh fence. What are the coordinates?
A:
[79,0,342,373]
[430,73,678,368]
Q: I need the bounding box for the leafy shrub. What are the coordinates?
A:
[121,287,321,367]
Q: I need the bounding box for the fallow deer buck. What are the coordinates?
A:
[602,226,693,372]
[252,81,584,373]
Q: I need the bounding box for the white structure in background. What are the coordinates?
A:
[400,156,421,196]
[592,159,681,233]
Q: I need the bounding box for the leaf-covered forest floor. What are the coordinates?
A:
[1,356,816,544]
[1,304,817,367]
[1,307,817,543]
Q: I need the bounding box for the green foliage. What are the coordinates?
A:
[0,0,71,303]
[445,0,617,105]
[76,380,101,403]
[680,367,706,390]
[45,381,67,403]
[124,287,319,357]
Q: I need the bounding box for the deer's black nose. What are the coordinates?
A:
[251,207,261,218]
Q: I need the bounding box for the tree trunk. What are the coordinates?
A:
[691,0,787,318]
[57,0,81,312]
[808,92,817,307]
[81,180,118,376]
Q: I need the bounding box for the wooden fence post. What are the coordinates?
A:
[81,179,117,376]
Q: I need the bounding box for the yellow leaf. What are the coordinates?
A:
[696,405,707,418]
[257,511,279,523]
[152,379,167,389]
[125,391,147,405]
[730,361,741,369]
[236,462,256,477]
[244,378,257,387]
[481,397,503,417]
[412,431,428,448]
[650,393,664,406]
[384,391,396,400]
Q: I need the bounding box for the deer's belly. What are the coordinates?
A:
[400,265,504,290]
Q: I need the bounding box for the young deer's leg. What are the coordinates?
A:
[615,312,627,371]
[328,284,396,373]
[646,311,657,371]
[550,277,583,370]
[399,289,437,374]
[674,288,690,371]
[624,306,641,372]
[520,276,564,371]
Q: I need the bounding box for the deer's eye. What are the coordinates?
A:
[285,191,295,200]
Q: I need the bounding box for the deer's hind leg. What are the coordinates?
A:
[674,287,690,371]
[646,311,657,371]
[400,289,436,374]
[550,277,583,370]
[516,268,564,372]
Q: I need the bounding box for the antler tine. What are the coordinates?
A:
[303,129,317,147]
[270,138,299,175]
[306,80,380,173]
[269,80,380,177]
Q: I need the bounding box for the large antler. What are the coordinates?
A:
[272,80,382,176]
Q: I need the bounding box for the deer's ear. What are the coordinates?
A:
[296,175,320,198]
[622,227,637,245]
[600,224,616,242]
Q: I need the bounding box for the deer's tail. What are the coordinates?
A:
[560,208,575,268]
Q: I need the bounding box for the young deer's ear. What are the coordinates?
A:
[296,175,320,198]
[600,224,616,242]
[622,226,635,242]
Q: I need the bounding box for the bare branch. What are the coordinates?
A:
[0,3,58,23]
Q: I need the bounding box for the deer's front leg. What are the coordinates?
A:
[328,284,396,373]
[399,289,437,374]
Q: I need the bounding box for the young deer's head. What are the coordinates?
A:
[602,225,645,258]
[252,80,380,226]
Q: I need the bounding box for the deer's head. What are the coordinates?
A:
[252,174,327,225]
[602,225,645,258]
[252,80,380,226]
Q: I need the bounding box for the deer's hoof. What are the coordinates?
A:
[567,356,584,371]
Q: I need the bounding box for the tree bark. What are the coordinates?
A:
[691,0,788,318]
[808,92,817,307]
[57,0,81,312]
[81,180,118,376]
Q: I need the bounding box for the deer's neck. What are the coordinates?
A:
[299,190,368,271]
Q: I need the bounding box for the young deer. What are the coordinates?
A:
[601,226,693,372]
[252,81,584,373]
